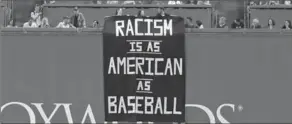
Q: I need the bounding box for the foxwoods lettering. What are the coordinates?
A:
[103,16,186,122]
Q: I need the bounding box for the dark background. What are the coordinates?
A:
[103,16,186,122]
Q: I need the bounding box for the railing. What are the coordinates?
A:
[1,28,292,36]
[43,4,212,8]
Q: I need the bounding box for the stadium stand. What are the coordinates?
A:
[1,0,292,29]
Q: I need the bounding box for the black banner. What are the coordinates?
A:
[103,15,185,122]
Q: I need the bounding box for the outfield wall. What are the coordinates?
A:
[1,29,292,123]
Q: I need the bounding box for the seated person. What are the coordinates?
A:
[265,18,276,30]
[123,0,135,4]
[156,7,170,17]
[56,16,75,28]
[92,20,99,28]
[186,0,198,4]
[260,0,280,5]
[195,20,204,29]
[137,10,146,17]
[282,20,292,30]
[284,0,291,5]
[217,16,228,28]
[107,0,119,4]
[197,0,211,5]
[185,17,195,28]
[168,0,183,5]
[115,8,123,16]
[251,18,262,29]
[6,20,17,28]
[231,19,244,29]
[23,18,38,28]
[40,17,50,28]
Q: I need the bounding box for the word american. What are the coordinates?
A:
[115,19,173,36]
[108,57,183,76]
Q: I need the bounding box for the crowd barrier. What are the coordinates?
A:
[42,4,213,28]
[249,5,292,28]
[1,29,292,123]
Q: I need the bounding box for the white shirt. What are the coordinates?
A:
[168,0,183,5]
[56,22,72,28]
[197,0,210,5]
[23,22,38,28]
[123,0,135,4]
[198,25,204,29]
[285,0,291,5]
[31,12,41,26]
[107,0,118,4]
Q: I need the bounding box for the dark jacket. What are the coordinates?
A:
[185,23,195,28]
[155,13,170,18]
[282,25,292,30]
[70,12,86,28]
[231,21,244,29]
[251,24,262,29]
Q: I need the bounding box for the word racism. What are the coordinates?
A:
[108,57,183,76]
[115,19,173,36]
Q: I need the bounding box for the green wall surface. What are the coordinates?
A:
[1,30,292,123]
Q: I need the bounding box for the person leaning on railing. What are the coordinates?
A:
[185,17,195,28]
[282,20,292,30]
[40,17,50,28]
[23,18,38,28]
[217,16,228,28]
[251,18,262,29]
[264,18,276,30]
[70,6,86,28]
[30,4,42,27]
[56,16,75,28]
[231,19,244,29]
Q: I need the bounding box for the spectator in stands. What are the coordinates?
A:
[137,10,145,17]
[123,0,135,5]
[168,0,183,5]
[44,0,56,4]
[231,19,244,29]
[265,18,276,29]
[40,17,50,28]
[217,16,228,28]
[251,18,262,29]
[23,18,38,28]
[92,20,99,28]
[195,20,204,29]
[156,7,170,17]
[115,8,123,16]
[187,0,197,4]
[107,0,119,4]
[92,0,102,4]
[6,20,17,28]
[249,0,258,5]
[284,0,291,5]
[70,6,86,28]
[185,17,195,28]
[1,3,11,27]
[56,16,75,28]
[31,4,42,27]
[260,0,280,5]
[197,0,210,5]
[282,20,292,30]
